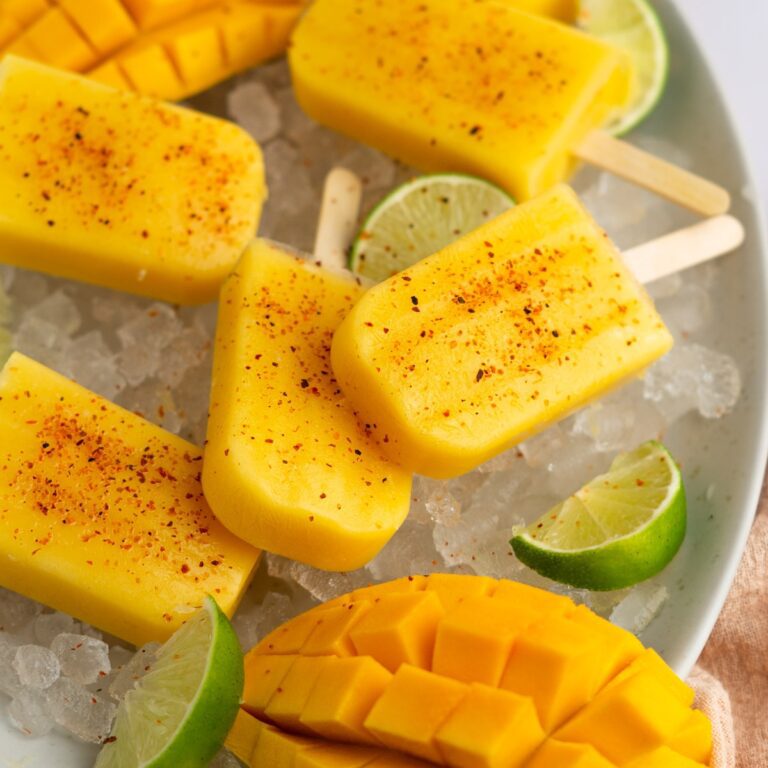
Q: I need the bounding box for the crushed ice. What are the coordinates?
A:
[0,59,748,761]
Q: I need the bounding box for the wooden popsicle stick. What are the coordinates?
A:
[624,214,745,285]
[314,167,363,269]
[575,130,731,217]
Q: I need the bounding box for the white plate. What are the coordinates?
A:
[2,0,768,764]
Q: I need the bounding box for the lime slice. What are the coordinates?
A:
[350,174,514,282]
[578,0,669,135]
[95,596,243,768]
[510,441,686,591]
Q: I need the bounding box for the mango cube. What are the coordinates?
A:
[299,656,393,745]
[0,56,265,304]
[226,709,267,765]
[364,665,469,763]
[434,684,546,768]
[202,240,412,571]
[554,673,692,764]
[432,592,572,686]
[58,0,137,55]
[242,653,298,719]
[0,353,259,644]
[264,655,337,735]
[301,600,374,657]
[349,592,445,673]
[122,0,216,29]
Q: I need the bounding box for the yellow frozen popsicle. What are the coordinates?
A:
[203,240,412,572]
[289,0,631,202]
[0,55,265,304]
[289,0,730,215]
[331,185,673,479]
[0,352,260,645]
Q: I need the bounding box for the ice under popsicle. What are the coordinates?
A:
[330,185,674,479]
[202,239,412,572]
[0,55,265,304]
[0,352,260,645]
[289,0,729,215]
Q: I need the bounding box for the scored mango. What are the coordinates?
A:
[0,0,303,100]
[202,240,412,571]
[0,352,260,645]
[0,56,264,304]
[238,575,712,768]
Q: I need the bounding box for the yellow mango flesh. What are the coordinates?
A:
[100,2,300,100]
[0,56,265,304]
[0,0,303,101]
[331,186,673,478]
[202,240,412,571]
[58,0,138,56]
[14,8,99,71]
[0,353,260,645]
[121,0,217,29]
[0,0,50,26]
[509,0,578,21]
[289,0,631,200]
[241,576,712,767]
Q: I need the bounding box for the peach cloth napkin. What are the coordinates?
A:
[688,484,768,767]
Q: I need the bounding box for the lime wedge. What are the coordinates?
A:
[510,441,686,591]
[95,596,243,768]
[350,174,514,282]
[578,0,669,135]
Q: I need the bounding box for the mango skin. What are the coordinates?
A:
[203,241,412,571]
[0,353,260,645]
[238,575,712,768]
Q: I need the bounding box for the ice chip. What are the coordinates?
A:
[658,283,711,340]
[519,425,567,470]
[0,634,22,696]
[45,677,117,743]
[610,583,670,636]
[644,343,741,421]
[209,749,245,768]
[228,80,281,143]
[28,290,81,335]
[107,642,161,701]
[51,633,111,685]
[156,325,210,388]
[13,314,71,370]
[368,517,442,581]
[8,271,49,306]
[425,485,462,526]
[233,591,294,652]
[8,688,54,737]
[13,645,61,689]
[0,588,41,632]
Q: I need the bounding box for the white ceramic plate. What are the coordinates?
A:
[2,0,768,764]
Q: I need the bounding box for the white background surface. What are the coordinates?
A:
[677,0,768,210]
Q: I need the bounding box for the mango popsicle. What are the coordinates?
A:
[0,352,260,645]
[330,185,673,479]
[289,0,729,215]
[0,55,265,304]
[289,0,630,203]
[202,239,412,572]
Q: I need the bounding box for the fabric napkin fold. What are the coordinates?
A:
[688,485,768,767]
